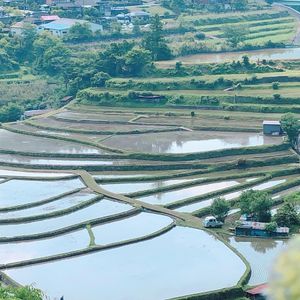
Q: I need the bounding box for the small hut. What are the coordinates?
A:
[263,121,282,135]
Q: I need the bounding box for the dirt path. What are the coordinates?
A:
[75,169,204,229]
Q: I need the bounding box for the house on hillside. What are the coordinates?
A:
[38,18,103,36]
[11,21,36,35]
[128,11,150,23]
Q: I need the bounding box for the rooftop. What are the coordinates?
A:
[41,15,60,21]
[263,120,281,125]
[39,18,102,32]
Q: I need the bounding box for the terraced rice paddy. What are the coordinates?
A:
[158,47,300,66]
[101,131,282,154]
[228,237,288,286]
[0,106,297,299]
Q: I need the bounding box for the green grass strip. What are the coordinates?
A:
[86,224,96,247]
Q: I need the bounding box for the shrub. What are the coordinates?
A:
[0,103,23,123]
[265,221,278,232]
[272,81,280,90]
[195,32,206,40]
[273,93,281,100]
[237,159,247,168]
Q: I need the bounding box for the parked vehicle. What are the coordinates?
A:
[203,216,223,228]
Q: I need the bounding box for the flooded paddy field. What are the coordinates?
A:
[101,131,282,153]
[0,229,90,264]
[55,110,135,122]
[0,199,133,238]
[0,153,207,169]
[228,236,287,286]
[157,47,300,67]
[0,178,85,208]
[92,212,174,245]
[0,129,102,154]
[100,178,195,194]
[175,178,288,213]
[5,227,246,300]
[0,106,299,299]
[138,180,241,205]
[0,169,73,178]
[30,117,174,133]
[0,191,95,220]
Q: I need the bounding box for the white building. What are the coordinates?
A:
[38,18,103,37]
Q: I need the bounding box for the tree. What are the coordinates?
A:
[210,197,230,221]
[242,55,250,67]
[231,0,248,11]
[223,25,248,47]
[95,41,137,76]
[281,113,300,149]
[0,50,19,72]
[170,0,186,14]
[239,190,272,222]
[43,44,71,76]
[273,202,299,227]
[32,32,71,76]
[91,72,111,87]
[0,103,23,123]
[65,23,93,42]
[142,15,172,60]
[125,47,152,76]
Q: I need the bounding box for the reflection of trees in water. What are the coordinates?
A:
[250,239,278,254]
[110,132,188,153]
[106,131,266,153]
[233,236,286,254]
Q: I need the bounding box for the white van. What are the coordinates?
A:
[203,216,223,228]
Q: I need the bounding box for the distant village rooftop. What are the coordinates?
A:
[40,15,60,22]
[38,18,103,36]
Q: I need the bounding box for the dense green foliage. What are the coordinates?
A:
[273,202,300,227]
[239,190,272,222]
[65,23,94,42]
[0,285,43,300]
[0,103,23,123]
[210,197,230,221]
[142,15,172,60]
[280,113,300,149]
